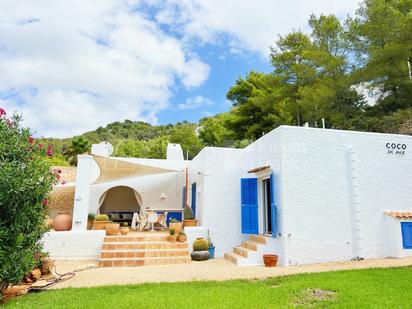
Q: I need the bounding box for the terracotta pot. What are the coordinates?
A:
[169,222,183,234]
[168,234,178,242]
[53,212,72,231]
[120,227,129,235]
[92,220,110,230]
[263,254,278,267]
[183,219,198,227]
[106,223,120,236]
[177,234,187,242]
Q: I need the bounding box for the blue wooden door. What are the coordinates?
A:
[241,178,258,234]
[270,173,277,237]
[191,183,197,218]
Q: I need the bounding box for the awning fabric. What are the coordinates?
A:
[92,155,180,184]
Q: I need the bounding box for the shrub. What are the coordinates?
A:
[88,213,96,221]
[0,111,56,296]
[193,238,208,251]
[184,206,194,220]
[95,214,109,221]
[169,228,175,235]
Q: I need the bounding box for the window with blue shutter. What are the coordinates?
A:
[270,173,277,238]
[401,222,412,249]
[191,183,197,218]
[241,178,258,234]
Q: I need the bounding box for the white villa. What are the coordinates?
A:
[43,126,412,267]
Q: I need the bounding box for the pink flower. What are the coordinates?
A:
[38,143,44,149]
[61,180,67,185]
[42,198,49,206]
[46,144,53,157]
[0,107,6,117]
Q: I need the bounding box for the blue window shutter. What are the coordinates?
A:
[182,186,186,208]
[270,173,277,238]
[241,178,258,234]
[191,183,197,218]
[401,222,412,249]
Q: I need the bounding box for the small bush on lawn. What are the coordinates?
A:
[0,109,57,297]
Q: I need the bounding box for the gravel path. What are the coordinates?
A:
[51,256,412,289]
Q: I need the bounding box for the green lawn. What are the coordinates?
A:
[4,266,412,308]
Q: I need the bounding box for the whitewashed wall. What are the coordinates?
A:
[278,126,412,265]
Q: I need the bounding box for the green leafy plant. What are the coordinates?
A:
[95,214,109,221]
[88,213,96,221]
[169,218,181,223]
[169,228,175,235]
[184,206,194,220]
[0,110,57,297]
[192,238,208,251]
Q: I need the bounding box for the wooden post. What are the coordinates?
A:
[185,167,189,208]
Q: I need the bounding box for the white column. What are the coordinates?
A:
[72,155,93,231]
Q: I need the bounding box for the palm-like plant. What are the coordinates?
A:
[63,137,91,166]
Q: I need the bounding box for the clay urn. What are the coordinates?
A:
[53,212,72,231]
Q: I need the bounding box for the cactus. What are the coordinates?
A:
[184,206,194,220]
[170,228,175,235]
[192,237,208,251]
[95,214,109,221]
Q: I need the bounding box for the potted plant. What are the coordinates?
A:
[169,218,183,234]
[207,231,215,259]
[177,231,187,242]
[191,237,209,261]
[92,214,110,230]
[105,222,120,236]
[183,206,198,227]
[168,228,177,242]
[263,254,278,267]
[87,213,96,230]
[120,222,129,235]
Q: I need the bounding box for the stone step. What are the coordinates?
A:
[234,246,250,258]
[102,242,188,250]
[101,249,189,259]
[241,240,259,251]
[250,235,267,244]
[224,252,243,265]
[98,256,191,267]
[104,235,169,242]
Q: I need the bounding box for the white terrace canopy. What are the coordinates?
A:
[92,155,181,184]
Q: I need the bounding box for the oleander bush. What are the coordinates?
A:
[0,110,56,297]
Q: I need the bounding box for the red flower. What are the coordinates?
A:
[28,136,34,144]
[0,107,6,117]
[42,198,49,206]
[46,144,53,157]
[38,143,44,149]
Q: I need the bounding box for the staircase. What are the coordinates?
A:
[225,235,273,266]
[98,233,191,267]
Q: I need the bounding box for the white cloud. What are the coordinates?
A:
[152,0,360,55]
[178,95,214,110]
[0,0,209,137]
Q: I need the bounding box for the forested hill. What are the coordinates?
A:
[47,0,412,166]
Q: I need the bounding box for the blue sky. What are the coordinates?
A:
[0,0,359,137]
